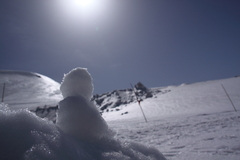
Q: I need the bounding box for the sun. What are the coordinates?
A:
[73,0,93,7]
[58,0,96,17]
[58,0,105,19]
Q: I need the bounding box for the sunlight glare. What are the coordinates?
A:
[59,0,103,18]
[73,0,93,7]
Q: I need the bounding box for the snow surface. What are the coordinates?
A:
[0,69,240,159]
[0,68,166,160]
[0,103,165,160]
[57,96,112,141]
[57,68,112,141]
[108,110,240,160]
[60,68,93,100]
[0,70,62,109]
[101,77,240,160]
[102,77,240,121]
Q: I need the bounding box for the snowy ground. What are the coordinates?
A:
[108,111,240,160]
[102,77,240,121]
[103,77,240,159]
[1,70,240,159]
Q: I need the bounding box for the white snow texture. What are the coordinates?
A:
[56,96,111,141]
[57,67,111,140]
[0,68,166,160]
[60,68,93,100]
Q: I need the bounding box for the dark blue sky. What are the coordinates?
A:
[1,0,240,94]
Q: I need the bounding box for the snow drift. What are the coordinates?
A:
[0,70,62,109]
[0,68,166,160]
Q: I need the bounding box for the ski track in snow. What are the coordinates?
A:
[107,111,240,160]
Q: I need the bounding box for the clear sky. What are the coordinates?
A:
[1,0,240,94]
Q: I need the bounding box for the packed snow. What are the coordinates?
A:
[0,69,240,159]
[0,68,166,160]
[60,68,93,100]
[108,110,240,160]
[101,77,240,122]
[0,70,62,109]
[56,68,112,141]
[101,76,240,160]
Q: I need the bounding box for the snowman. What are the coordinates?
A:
[56,68,110,141]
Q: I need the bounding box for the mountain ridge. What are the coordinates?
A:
[1,70,239,123]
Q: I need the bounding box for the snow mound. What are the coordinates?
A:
[60,68,93,100]
[0,70,62,109]
[0,105,165,160]
[0,67,166,160]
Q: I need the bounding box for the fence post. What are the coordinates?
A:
[221,84,237,112]
[2,83,6,102]
[130,83,148,122]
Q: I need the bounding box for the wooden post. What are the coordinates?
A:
[2,83,6,103]
[221,84,237,112]
[130,83,148,122]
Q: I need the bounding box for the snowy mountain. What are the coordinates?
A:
[100,76,240,122]
[1,69,239,124]
[92,82,156,112]
[0,70,62,109]
[33,81,158,122]
[1,69,240,159]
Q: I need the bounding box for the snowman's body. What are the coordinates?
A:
[56,68,110,141]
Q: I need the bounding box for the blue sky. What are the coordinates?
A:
[1,0,240,94]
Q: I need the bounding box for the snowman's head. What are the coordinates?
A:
[60,67,93,100]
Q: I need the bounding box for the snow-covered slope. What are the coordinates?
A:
[24,77,240,122]
[94,77,240,122]
[2,69,239,123]
[97,76,240,160]
[0,68,166,160]
[92,82,155,111]
[92,76,240,160]
[1,69,240,159]
[0,70,62,109]
[108,109,240,160]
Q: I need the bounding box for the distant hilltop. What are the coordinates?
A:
[0,70,62,109]
[92,82,161,112]
[0,70,42,78]
[33,81,172,122]
[1,69,239,123]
